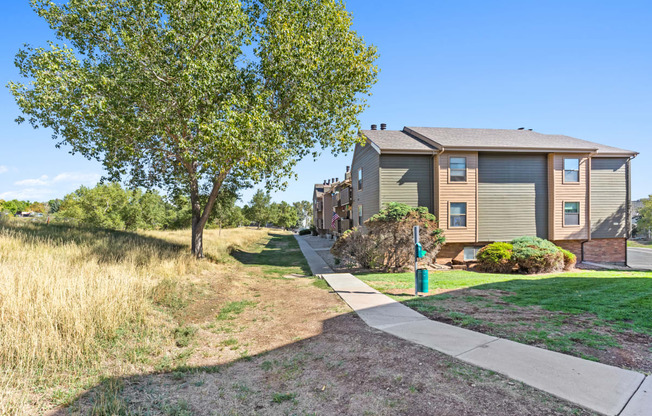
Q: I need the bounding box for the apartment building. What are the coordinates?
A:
[342,125,637,265]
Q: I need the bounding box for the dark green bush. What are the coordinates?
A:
[298,229,311,235]
[559,248,577,270]
[511,236,564,274]
[476,242,515,273]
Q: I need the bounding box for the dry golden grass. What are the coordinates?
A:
[0,218,268,415]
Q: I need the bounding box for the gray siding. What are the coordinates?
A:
[591,158,628,238]
[351,143,380,225]
[379,155,433,213]
[478,153,548,241]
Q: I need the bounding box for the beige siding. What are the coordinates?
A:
[591,158,628,238]
[379,155,433,212]
[439,152,477,243]
[351,142,380,226]
[552,154,590,240]
[477,153,549,241]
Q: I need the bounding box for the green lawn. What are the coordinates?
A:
[627,239,652,248]
[231,232,312,278]
[357,269,652,335]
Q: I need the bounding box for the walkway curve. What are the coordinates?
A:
[294,235,649,416]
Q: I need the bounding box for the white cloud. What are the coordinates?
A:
[5,171,103,201]
[13,172,101,188]
[52,172,101,184]
[0,188,57,201]
[0,165,7,174]
[15,175,49,186]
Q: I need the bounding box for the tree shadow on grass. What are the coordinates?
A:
[230,232,312,276]
[0,220,187,266]
[42,310,589,416]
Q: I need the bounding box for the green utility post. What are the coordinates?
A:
[414,226,419,296]
[413,226,428,295]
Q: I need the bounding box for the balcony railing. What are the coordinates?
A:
[340,187,351,206]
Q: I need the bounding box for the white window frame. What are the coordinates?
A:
[563,201,580,227]
[563,158,580,184]
[449,156,467,183]
[449,202,467,228]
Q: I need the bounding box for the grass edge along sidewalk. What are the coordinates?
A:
[293,237,648,416]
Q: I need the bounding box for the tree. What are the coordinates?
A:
[10,0,378,257]
[246,190,272,227]
[293,200,312,228]
[276,201,299,229]
[48,198,63,214]
[636,197,652,238]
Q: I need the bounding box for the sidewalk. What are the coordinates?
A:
[294,235,650,416]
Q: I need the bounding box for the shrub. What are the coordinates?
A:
[331,203,445,271]
[511,236,564,274]
[476,242,515,273]
[559,248,577,270]
[331,227,382,269]
[298,229,311,236]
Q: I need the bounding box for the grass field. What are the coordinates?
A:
[0,219,272,415]
[358,269,652,372]
[0,219,598,415]
[627,239,652,248]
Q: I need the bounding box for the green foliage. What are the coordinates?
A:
[244,190,272,227]
[58,183,178,230]
[332,203,445,271]
[10,0,378,256]
[271,392,297,404]
[636,196,652,236]
[560,249,577,271]
[368,202,435,223]
[173,326,197,348]
[511,236,564,274]
[275,201,299,229]
[0,199,30,215]
[476,242,515,273]
[298,229,311,236]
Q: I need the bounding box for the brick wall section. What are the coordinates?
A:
[441,238,627,266]
[555,238,626,264]
[553,240,583,259]
[583,238,627,264]
[437,243,465,264]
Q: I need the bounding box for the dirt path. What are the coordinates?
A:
[55,235,592,415]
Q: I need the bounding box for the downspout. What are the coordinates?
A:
[432,147,444,265]
[625,154,636,266]
[581,155,593,263]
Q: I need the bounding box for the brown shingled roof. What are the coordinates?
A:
[404,127,637,156]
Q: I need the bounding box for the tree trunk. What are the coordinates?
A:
[190,172,204,258]
[191,212,204,258]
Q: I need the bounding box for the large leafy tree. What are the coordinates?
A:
[10,0,378,257]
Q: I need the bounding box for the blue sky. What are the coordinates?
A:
[1,1,650,204]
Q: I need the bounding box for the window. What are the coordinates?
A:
[449,157,467,182]
[464,246,480,261]
[357,168,363,190]
[564,202,580,226]
[358,205,363,226]
[564,158,580,183]
[450,202,467,227]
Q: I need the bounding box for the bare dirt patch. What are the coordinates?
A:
[53,255,591,415]
[407,288,652,374]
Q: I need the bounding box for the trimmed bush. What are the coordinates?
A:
[330,227,382,269]
[560,248,577,271]
[511,236,564,274]
[476,242,515,273]
[331,202,445,271]
[298,229,311,235]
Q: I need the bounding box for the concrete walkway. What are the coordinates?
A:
[294,235,650,416]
